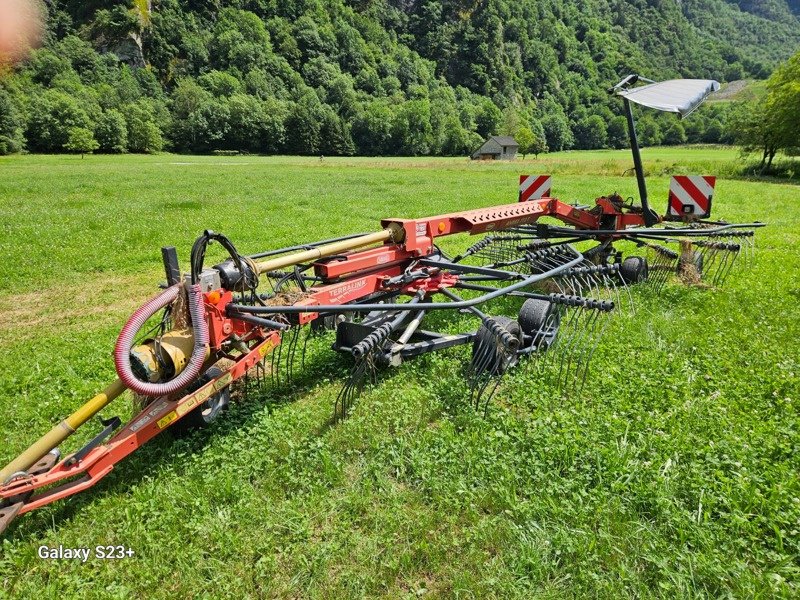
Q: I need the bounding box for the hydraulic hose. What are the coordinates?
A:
[114,283,209,396]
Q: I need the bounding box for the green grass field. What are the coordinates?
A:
[0,148,798,598]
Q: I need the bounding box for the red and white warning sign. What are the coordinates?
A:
[668,175,715,218]
[518,174,552,202]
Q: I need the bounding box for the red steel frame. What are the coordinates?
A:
[0,194,645,520]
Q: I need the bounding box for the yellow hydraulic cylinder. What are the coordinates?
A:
[254,228,399,274]
[0,379,126,483]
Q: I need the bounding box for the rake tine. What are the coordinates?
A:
[270,329,283,387]
[282,327,292,382]
[615,265,635,312]
[471,369,493,411]
[552,307,583,390]
[695,242,711,270]
[480,374,505,418]
[468,339,498,408]
[263,356,270,390]
[259,355,268,389]
[603,267,623,310]
[719,247,736,286]
[467,317,520,412]
[659,250,674,287]
[588,268,605,299]
[335,355,369,420]
[709,247,726,286]
[477,341,517,415]
[580,267,599,295]
[564,309,598,394]
[702,245,720,281]
[646,250,663,291]
[741,236,751,264]
[709,246,728,286]
[652,252,673,292]
[721,252,738,285]
[566,274,584,296]
[573,273,588,298]
[532,315,552,351]
[555,309,581,392]
[559,308,591,392]
[561,309,598,393]
[543,306,571,382]
[280,328,292,383]
[283,327,293,382]
[300,326,313,371]
[576,307,612,389]
[287,326,301,381]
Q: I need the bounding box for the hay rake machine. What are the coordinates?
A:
[0,76,764,534]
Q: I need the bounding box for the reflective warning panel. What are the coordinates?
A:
[519,174,552,202]
[668,175,715,219]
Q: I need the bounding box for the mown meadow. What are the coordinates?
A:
[0,147,798,598]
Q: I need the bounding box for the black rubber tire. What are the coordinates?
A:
[518,298,560,350]
[619,256,649,284]
[692,251,703,275]
[173,366,230,432]
[471,316,523,376]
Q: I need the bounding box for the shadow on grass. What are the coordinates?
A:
[724,158,799,186]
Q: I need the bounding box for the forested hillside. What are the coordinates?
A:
[1,0,798,156]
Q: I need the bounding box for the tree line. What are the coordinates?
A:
[729,51,800,172]
[0,1,796,156]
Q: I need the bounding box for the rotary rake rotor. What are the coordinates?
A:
[0,75,765,535]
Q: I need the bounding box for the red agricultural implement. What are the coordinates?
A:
[0,76,764,534]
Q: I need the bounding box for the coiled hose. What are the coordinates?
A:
[114,283,209,396]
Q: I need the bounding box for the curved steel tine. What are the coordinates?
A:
[271,330,283,387]
[467,338,491,405]
[335,355,369,420]
[469,342,498,410]
[301,326,312,371]
[583,270,599,299]
[704,246,720,282]
[565,309,600,392]
[615,266,635,312]
[656,249,676,291]
[552,307,583,391]
[711,249,728,286]
[560,309,592,392]
[565,310,595,394]
[532,312,553,351]
[570,273,584,298]
[536,310,560,382]
[718,248,739,286]
[577,308,612,388]
[603,267,623,310]
[473,363,498,411]
[480,372,506,418]
[556,310,581,392]
[284,326,298,382]
[586,269,604,300]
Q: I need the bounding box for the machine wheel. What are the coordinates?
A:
[518,298,560,350]
[174,366,230,432]
[619,256,649,284]
[471,316,523,376]
[690,251,704,275]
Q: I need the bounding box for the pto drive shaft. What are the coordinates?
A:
[0,379,126,483]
